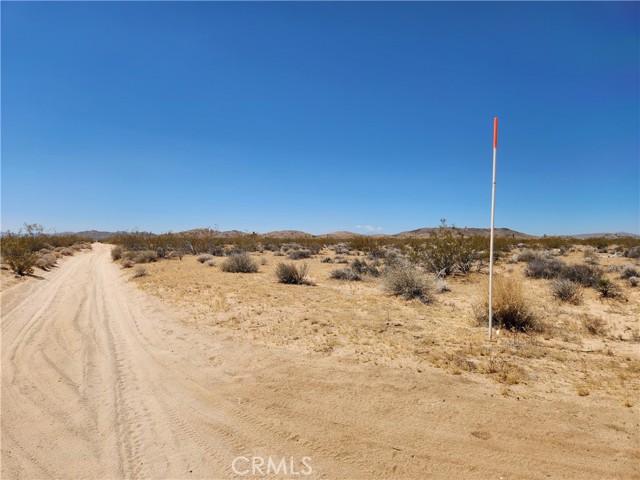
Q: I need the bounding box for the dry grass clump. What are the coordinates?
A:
[560,263,602,287]
[204,259,216,267]
[475,276,539,332]
[628,276,639,287]
[275,262,312,285]
[620,265,640,279]
[123,250,158,264]
[580,314,607,336]
[382,265,434,303]
[221,252,258,273]
[35,253,58,271]
[550,279,582,304]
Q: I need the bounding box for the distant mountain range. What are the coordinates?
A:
[51,228,638,241]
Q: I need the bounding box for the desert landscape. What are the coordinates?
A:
[1,228,639,479]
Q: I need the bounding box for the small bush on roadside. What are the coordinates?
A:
[475,277,539,332]
[275,262,312,285]
[382,265,434,303]
[197,254,214,264]
[34,253,58,271]
[288,249,312,260]
[221,252,259,273]
[122,259,134,268]
[1,235,36,275]
[550,279,582,304]
[111,246,123,261]
[132,250,158,263]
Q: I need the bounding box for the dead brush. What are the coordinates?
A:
[275,262,312,285]
[475,276,540,332]
[550,279,582,304]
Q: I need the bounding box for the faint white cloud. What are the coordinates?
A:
[355,225,383,232]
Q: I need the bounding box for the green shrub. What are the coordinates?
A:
[550,279,582,304]
[595,277,622,299]
[1,235,36,275]
[132,266,148,278]
[411,220,479,277]
[382,265,434,303]
[131,250,158,263]
[221,252,258,273]
[275,262,311,284]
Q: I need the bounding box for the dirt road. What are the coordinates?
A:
[2,244,638,479]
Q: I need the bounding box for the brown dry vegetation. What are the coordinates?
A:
[128,244,640,405]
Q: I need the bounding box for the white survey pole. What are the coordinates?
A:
[488,117,498,340]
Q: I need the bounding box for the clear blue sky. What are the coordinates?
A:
[2,2,638,236]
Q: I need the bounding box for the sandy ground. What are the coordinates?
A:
[1,243,639,479]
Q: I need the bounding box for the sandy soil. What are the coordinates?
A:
[2,243,638,479]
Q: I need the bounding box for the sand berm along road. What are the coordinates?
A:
[1,244,638,479]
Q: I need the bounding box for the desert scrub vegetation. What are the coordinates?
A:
[550,279,582,304]
[410,220,480,277]
[382,264,434,303]
[197,254,214,264]
[475,277,539,332]
[132,266,148,278]
[275,262,312,285]
[221,252,258,273]
[595,277,623,299]
[111,246,123,261]
[330,267,362,281]
[1,223,92,275]
[288,249,312,260]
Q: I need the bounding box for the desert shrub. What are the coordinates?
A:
[515,249,542,263]
[330,268,362,281]
[204,259,216,267]
[475,277,538,332]
[382,265,434,303]
[288,249,312,260]
[595,277,622,299]
[620,265,640,279]
[122,259,134,268]
[169,250,184,260]
[111,246,123,261]
[208,246,225,256]
[583,247,599,265]
[1,235,37,275]
[525,256,565,279]
[411,220,479,277]
[581,315,607,336]
[58,247,74,256]
[351,258,380,277]
[321,257,333,263]
[625,246,640,259]
[559,263,602,287]
[628,276,639,287]
[276,262,311,285]
[435,277,450,293]
[197,254,214,264]
[132,266,148,278]
[226,248,245,256]
[221,252,258,273]
[334,256,348,264]
[132,250,158,264]
[550,279,582,304]
[34,253,58,271]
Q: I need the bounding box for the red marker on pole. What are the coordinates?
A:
[489,117,498,340]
